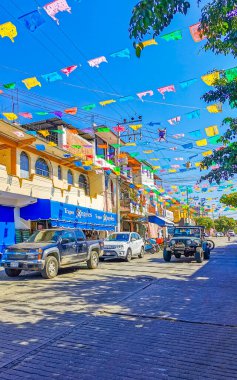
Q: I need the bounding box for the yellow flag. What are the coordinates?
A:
[38,130,50,137]
[196,139,207,146]
[84,160,93,165]
[137,39,158,48]
[202,150,213,157]
[99,99,116,106]
[129,124,142,130]
[206,104,222,113]
[201,72,220,86]
[205,125,219,137]
[0,22,17,42]
[153,166,161,169]
[2,112,18,121]
[48,141,57,147]
[150,158,159,161]
[22,77,41,90]
[169,169,177,173]
[125,142,136,146]
[143,150,153,154]
[195,162,201,167]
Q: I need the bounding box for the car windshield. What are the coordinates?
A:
[27,230,62,243]
[173,228,201,238]
[106,233,130,242]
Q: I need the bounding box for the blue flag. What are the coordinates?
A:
[186,109,201,119]
[18,10,45,32]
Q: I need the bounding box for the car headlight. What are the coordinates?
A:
[186,240,192,246]
[4,249,9,253]
[170,240,176,246]
[115,245,125,249]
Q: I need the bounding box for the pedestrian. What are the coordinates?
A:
[227,232,231,242]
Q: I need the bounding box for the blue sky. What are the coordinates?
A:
[0,0,236,215]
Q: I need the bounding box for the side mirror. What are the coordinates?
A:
[61,238,69,244]
[131,238,136,242]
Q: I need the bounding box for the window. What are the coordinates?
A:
[20,152,30,178]
[108,145,115,163]
[75,229,85,241]
[67,169,73,185]
[131,233,137,241]
[79,174,89,195]
[58,165,62,180]
[95,136,107,159]
[35,158,50,177]
[61,231,76,243]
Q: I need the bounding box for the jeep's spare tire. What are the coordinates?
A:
[163,249,171,262]
[206,240,215,250]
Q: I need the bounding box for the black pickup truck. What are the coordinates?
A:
[0,228,104,279]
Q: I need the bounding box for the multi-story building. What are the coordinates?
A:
[0,119,117,250]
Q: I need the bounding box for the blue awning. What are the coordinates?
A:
[148,215,174,227]
[20,199,117,231]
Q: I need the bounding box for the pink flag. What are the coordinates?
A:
[61,65,77,76]
[168,116,181,125]
[113,125,125,132]
[189,23,206,42]
[43,0,71,25]
[13,131,25,138]
[169,146,177,151]
[136,90,154,102]
[174,157,184,161]
[173,133,184,139]
[158,85,175,98]
[19,112,33,119]
[171,164,180,168]
[88,56,108,68]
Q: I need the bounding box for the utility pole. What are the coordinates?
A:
[186,186,190,224]
[116,130,121,232]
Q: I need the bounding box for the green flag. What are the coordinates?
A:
[3,82,16,89]
[36,112,48,115]
[82,104,96,111]
[209,135,220,145]
[225,67,237,82]
[161,30,182,41]
[97,127,110,132]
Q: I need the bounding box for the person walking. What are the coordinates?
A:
[227,232,231,242]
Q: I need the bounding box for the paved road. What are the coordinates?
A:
[0,238,237,379]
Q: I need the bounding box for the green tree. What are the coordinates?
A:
[130,1,237,182]
[214,216,236,232]
[194,216,214,230]
[129,1,237,57]
[220,192,237,207]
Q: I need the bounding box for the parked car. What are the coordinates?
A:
[163,226,215,263]
[102,232,144,261]
[228,230,235,237]
[0,228,104,279]
[216,232,224,237]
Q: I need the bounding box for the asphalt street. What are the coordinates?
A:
[0,237,236,379]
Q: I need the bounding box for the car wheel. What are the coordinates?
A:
[163,249,171,262]
[87,251,99,269]
[138,247,144,258]
[5,268,22,277]
[204,248,210,260]
[41,256,59,279]
[125,248,132,262]
[195,248,204,263]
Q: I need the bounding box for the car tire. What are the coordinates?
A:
[5,268,22,277]
[138,247,144,258]
[87,251,99,269]
[41,256,59,279]
[163,249,171,262]
[204,248,210,260]
[195,248,204,263]
[125,248,132,262]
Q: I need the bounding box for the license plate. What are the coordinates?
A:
[104,251,113,255]
[10,262,19,268]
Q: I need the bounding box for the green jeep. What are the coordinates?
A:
[163,226,215,263]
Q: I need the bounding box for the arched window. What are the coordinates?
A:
[111,180,115,206]
[20,151,30,179]
[79,174,89,195]
[35,158,50,178]
[67,169,73,185]
[58,165,62,180]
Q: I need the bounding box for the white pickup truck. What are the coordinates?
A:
[102,232,144,261]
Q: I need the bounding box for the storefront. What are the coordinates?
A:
[20,199,117,234]
[0,205,15,251]
[148,215,174,242]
